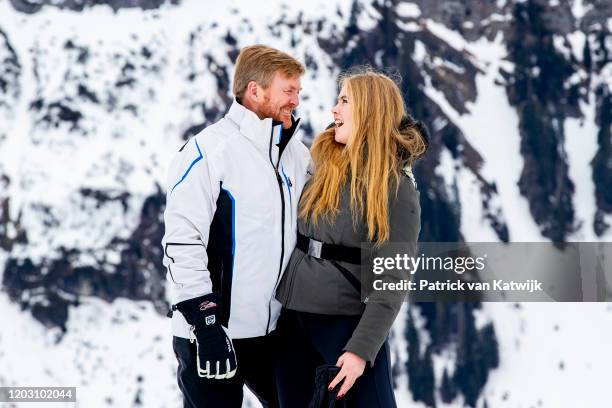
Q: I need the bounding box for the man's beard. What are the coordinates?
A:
[262,99,293,129]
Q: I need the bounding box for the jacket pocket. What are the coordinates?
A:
[332,260,365,311]
[330,260,361,294]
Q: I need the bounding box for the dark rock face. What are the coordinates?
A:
[0,176,28,252]
[410,0,507,41]
[406,302,499,407]
[0,27,21,143]
[506,0,611,240]
[1,188,167,332]
[0,29,20,100]
[585,4,612,236]
[505,0,579,242]
[592,86,611,235]
[9,0,180,14]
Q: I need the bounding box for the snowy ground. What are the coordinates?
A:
[2,292,612,408]
[480,302,612,408]
[0,293,179,408]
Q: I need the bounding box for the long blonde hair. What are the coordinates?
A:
[299,69,427,244]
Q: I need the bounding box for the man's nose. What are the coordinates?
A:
[290,94,299,107]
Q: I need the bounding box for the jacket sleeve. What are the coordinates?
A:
[343,177,421,366]
[162,136,220,304]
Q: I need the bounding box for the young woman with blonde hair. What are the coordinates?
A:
[276,68,429,407]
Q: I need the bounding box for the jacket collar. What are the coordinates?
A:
[225,99,301,159]
[225,99,273,152]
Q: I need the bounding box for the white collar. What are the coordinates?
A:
[225,99,274,150]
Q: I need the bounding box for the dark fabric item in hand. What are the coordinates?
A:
[308,364,347,408]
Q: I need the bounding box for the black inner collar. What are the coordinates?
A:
[273,117,300,158]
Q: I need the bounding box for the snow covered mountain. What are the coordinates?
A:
[0,0,611,407]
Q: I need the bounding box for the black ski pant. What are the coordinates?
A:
[275,308,397,408]
[173,332,280,407]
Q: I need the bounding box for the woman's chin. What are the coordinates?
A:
[334,132,347,145]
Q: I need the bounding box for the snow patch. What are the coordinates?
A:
[425,19,469,52]
[553,35,571,60]
[412,40,427,64]
[565,96,601,241]
[481,303,612,407]
[396,2,421,19]
[566,31,586,62]
[571,0,591,20]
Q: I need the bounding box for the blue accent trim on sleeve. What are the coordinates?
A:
[171,138,203,193]
[281,165,292,208]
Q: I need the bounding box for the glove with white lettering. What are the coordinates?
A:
[175,293,237,379]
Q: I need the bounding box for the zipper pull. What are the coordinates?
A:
[166,304,178,318]
[189,325,196,343]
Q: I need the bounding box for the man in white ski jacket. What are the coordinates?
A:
[162,45,310,407]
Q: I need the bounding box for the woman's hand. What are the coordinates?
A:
[328,351,366,399]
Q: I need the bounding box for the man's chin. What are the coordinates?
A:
[275,115,292,129]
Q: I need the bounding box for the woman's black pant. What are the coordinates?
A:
[276,308,397,408]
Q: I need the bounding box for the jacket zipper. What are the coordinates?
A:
[281,165,293,225]
[266,125,286,334]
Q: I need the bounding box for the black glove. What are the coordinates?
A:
[175,293,237,379]
[309,364,347,408]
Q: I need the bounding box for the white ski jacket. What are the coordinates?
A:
[162,99,311,339]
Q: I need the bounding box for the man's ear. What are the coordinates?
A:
[245,81,259,101]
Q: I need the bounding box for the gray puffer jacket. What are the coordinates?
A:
[276,170,421,365]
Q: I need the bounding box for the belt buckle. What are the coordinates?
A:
[308,239,323,259]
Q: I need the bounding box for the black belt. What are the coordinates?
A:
[296,232,361,265]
